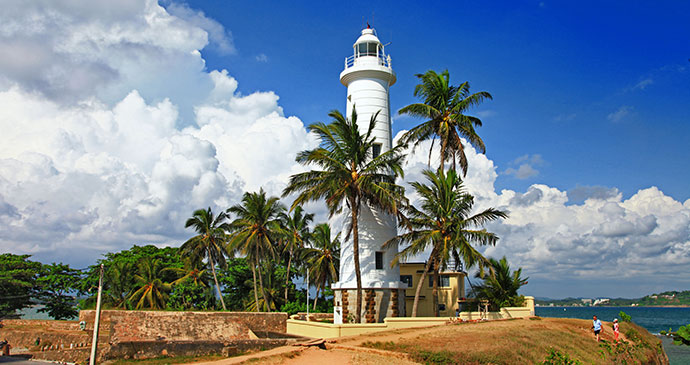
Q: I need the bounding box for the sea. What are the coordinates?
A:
[536,306,690,364]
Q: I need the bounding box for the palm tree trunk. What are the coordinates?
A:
[255,258,270,312]
[432,256,440,317]
[250,261,259,312]
[351,196,363,324]
[284,247,293,304]
[208,248,227,310]
[440,136,448,172]
[313,284,321,310]
[412,253,435,317]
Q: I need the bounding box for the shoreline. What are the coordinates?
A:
[536,305,690,308]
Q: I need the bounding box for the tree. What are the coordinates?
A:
[472,256,528,311]
[0,254,41,318]
[167,278,214,310]
[386,169,506,316]
[78,245,181,309]
[303,223,340,310]
[37,263,82,320]
[277,206,313,303]
[217,258,255,311]
[129,258,172,310]
[398,70,492,175]
[283,109,407,323]
[227,189,285,312]
[182,207,230,310]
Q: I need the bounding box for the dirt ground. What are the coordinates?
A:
[194,317,665,365]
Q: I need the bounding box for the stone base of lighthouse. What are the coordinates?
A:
[333,288,406,323]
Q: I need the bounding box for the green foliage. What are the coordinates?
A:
[0,254,42,318]
[387,169,506,317]
[79,245,182,309]
[218,258,254,310]
[227,189,286,312]
[182,207,231,310]
[398,69,492,175]
[618,310,632,322]
[413,350,456,365]
[167,279,214,310]
[541,348,582,365]
[37,263,82,319]
[280,300,308,315]
[472,256,528,311]
[129,258,172,309]
[672,324,690,346]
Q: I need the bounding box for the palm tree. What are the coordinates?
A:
[283,108,407,323]
[165,256,209,287]
[303,223,340,310]
[181,207,230,310]
[129,259,172,310]
[277,206,314,303]
[386,169,506,317]
[227,189,285,312]
[104,261,133,309]
[472,256,528,311]
[398,70,492,175]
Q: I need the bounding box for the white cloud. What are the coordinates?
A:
[394,137,690,297]
[503,154,544,179]
[255,54,269,63]
[633,78,653,90]
[607,105,633,122]
[0,1,317,266]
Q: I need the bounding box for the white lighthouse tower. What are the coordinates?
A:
[331,26,406,324]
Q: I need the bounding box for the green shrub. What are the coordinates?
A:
[413,350,456,365]
[618,311,632,322]
[673,324,690,346]
[541,348,582,365]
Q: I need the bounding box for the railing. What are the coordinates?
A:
[344,54,392,69]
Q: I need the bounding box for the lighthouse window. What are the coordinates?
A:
[375,252,384,270]
[357,42,378,57]
[372,143,382,158]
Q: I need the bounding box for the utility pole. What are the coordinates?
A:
[89,264,104,365]
[306,269,309,318]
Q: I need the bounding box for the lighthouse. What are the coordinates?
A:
[331,26,406,324]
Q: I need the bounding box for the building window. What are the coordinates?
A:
[429,275,450,288]
[372,143,382,158]
[438,303,447,311]
[375,252,384,270]
[400,275,413,288]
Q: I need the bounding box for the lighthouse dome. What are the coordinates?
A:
[353,28,381,46]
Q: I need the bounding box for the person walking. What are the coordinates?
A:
[592,315,603,341]
[613,318,620,343]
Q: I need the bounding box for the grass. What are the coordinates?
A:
[358,318,665,365]
[108,354,226,365]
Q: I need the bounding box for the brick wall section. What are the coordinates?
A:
[78,311,286,343]
[334,288,406,323]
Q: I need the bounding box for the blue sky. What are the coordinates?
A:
[1,0,688,299]
[188,0,690,202]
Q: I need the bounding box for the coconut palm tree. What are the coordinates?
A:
[302,223,340,310]
[283,108,407,323]
[227,189,285,312]
[104,261,133,309]
[165,256,209,287]
[181,207,230,310]
[398,70,492,175]
[277,206,314,303]
[472,256,528,311]
[129,259,172,310]
[386,169,506,317]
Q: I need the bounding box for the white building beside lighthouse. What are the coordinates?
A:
[331,26,407,324]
